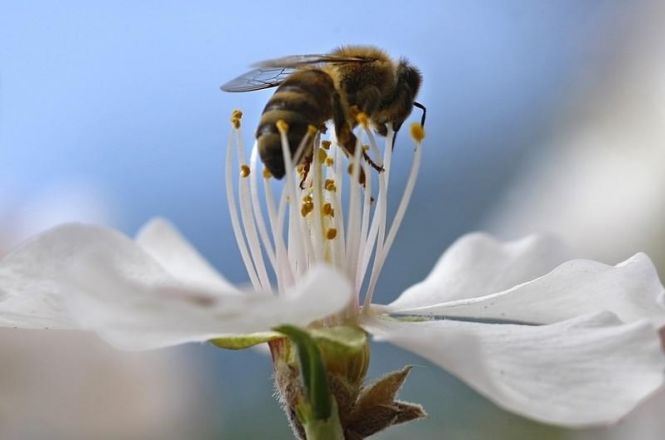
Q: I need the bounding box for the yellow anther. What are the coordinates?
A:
[307,124,318,136]
[356,112,369,128]
[362,144,369,152]
[410,122,425,143]
[321,140,331,150]
[303,194,313,203]
[300,198,314,217]
[240,164,250,178]
[230,109,243,129]
[263,168,272,179]
[322,203,334,217]
[276,119,289,134]
[325,157,334,167]
[317,148,327,163]
[297,164,305,176]
[326,228,337,240]
[324,179,337,192]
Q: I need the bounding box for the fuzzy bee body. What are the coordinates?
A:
[256,69,335,178]
[222,46,424,180]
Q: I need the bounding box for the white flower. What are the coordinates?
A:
[1,114,664,429]
[0,181,213,439]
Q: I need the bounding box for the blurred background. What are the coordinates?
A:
[1,0,663,438]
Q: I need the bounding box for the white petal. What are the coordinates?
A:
[390,253,665,327]
[363,312,665,427]
[0,223,150,329]
[65,257,352,350]
[390,233,573,309]
[135,218,237,293]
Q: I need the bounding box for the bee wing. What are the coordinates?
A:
[220,66,297,92]
[221,54,374,93]
[252,53,374,68]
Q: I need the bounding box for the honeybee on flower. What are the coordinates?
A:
[0,106,664,437]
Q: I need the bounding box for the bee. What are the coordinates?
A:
[221,46,425,181]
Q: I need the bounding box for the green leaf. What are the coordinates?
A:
[274,325,332,420]
[209,331,282,350]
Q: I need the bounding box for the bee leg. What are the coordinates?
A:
[331,91,356,152]
[362,150,384,173]
[332,91,369,187]
[299,155,312,189]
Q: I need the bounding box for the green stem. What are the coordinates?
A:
[301,409,345,440]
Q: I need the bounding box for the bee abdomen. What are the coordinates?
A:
[256,69,335,179]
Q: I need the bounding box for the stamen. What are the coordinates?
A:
[231,109,242,129]
[363,128,383,166]
[364,127,421,306]
[248,145,277,272]
[277,187,296,276]
[355,158,372,292]
[330,136,346,267]
[410,122,425,143]
[318,148,327,164]
[301,194,314,217]
[225,125,260,290]
[322,203,334,217]
[234,132,272,291]
[310,142,326,261]
[261,156,294,288]
[276,119,289,134]
[324,179,337,192]
[345,139,363,286]
[278,120,311,275]
[358,130,392,300]
[227,109,422,311]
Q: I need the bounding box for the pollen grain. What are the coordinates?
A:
[326,228,337,240]
[324,179,337,192]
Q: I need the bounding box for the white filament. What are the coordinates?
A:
[235,132,271,291]
[225,131,260,290]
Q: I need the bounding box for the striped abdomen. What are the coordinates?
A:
[256,69,335,178]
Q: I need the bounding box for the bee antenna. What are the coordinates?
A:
[413,101,427,127]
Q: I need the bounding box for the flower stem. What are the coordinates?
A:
[301,410,344,440]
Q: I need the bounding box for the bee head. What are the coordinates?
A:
[390,60,423,132]
[396,59,422,99]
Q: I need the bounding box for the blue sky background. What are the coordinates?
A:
[0,1,639,437]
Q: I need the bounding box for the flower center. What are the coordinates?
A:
[226,110,424,312]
